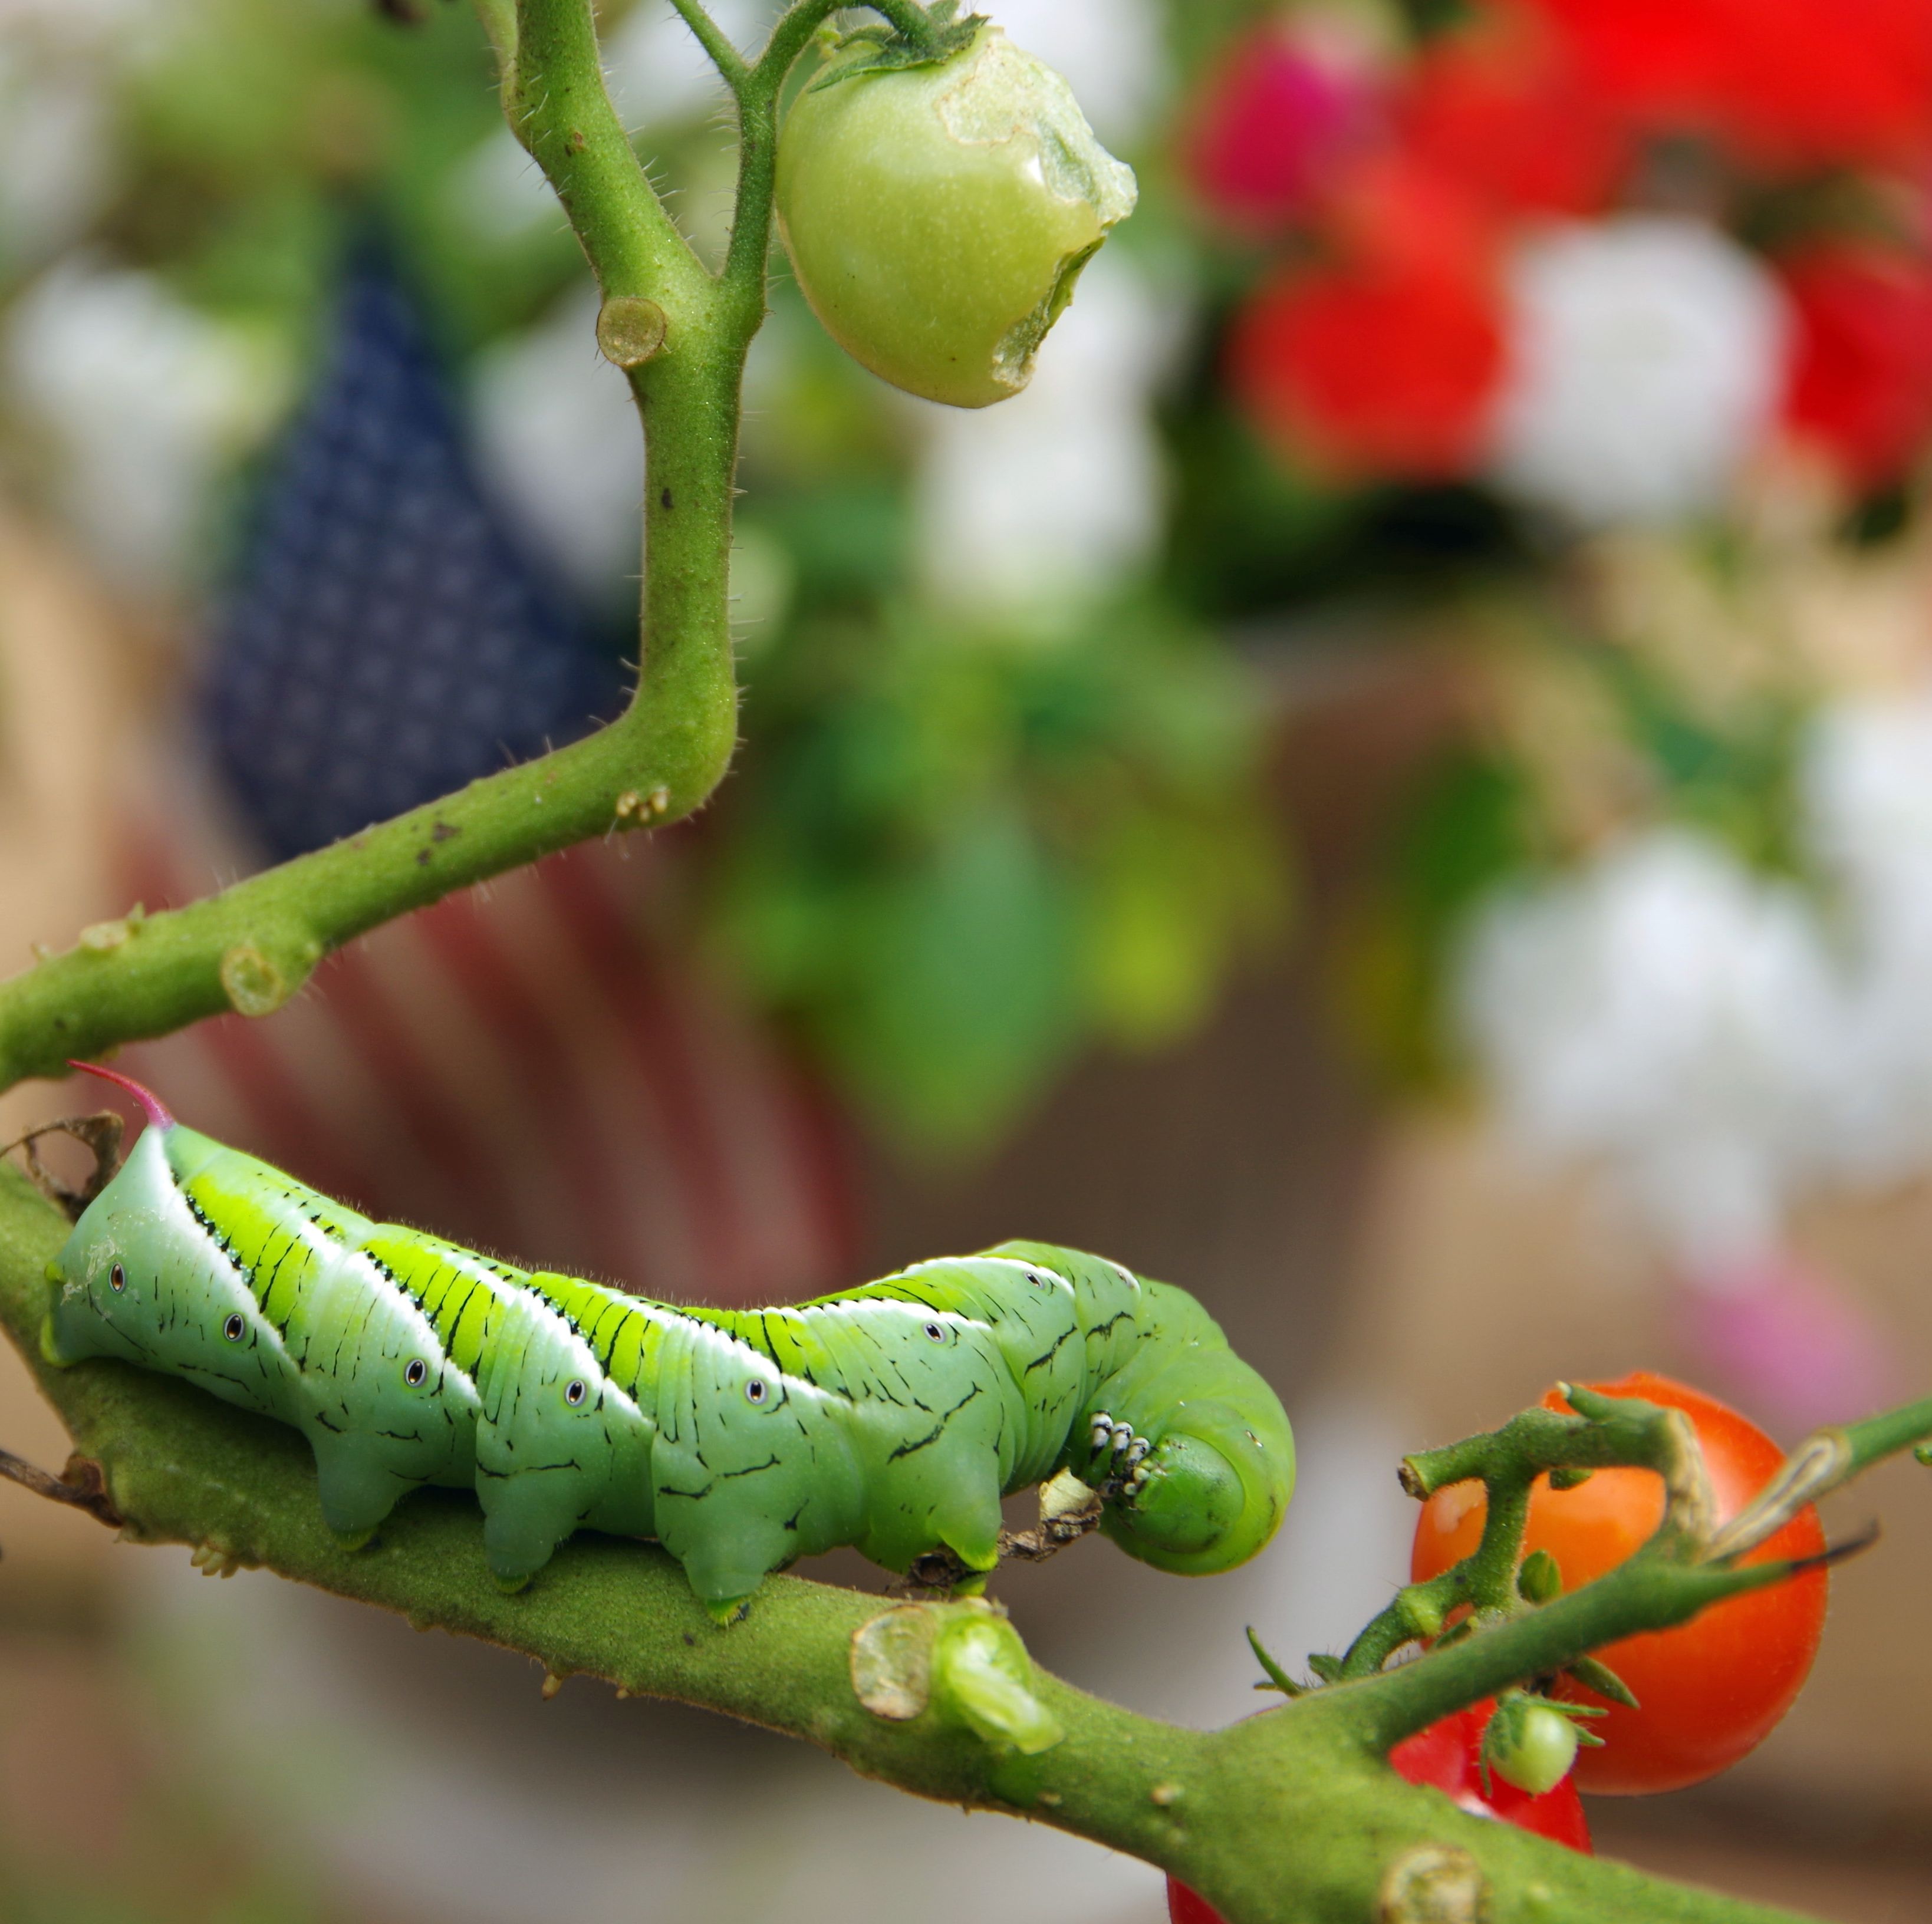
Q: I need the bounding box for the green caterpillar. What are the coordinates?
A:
[41,1066,1294,1620]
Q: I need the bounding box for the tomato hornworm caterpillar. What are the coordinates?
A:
[41,1066,1294,1621]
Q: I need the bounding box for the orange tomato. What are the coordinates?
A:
[1410,1372,1828,1795]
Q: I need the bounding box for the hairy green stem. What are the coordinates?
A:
[0,0,742,1094]
[747,0,938,83]
[472,0,516,74]
[667,0,749,89]
[508,0,710,312]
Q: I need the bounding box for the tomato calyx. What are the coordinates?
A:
[809,1,986,91]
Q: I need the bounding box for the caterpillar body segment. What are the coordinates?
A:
[44,1072,1295,1619]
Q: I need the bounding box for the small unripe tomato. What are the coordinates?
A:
[1485,1698,1581,1798]
[776,23,1137,408]
[1387,1702,1591,1850]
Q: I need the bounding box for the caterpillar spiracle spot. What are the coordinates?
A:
[41,1065,1295,1622]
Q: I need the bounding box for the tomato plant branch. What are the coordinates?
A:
[666,0,749,90]
[1709,1394,1932,1560]
[1337,1545,1798,1754]
[0,0,994,1096]
[0,0,789,1095]
[471,0,516,74]
[505,0,712,311]
[0,1165,1828,1924]
[756,0,947,74]
[1314,1385,1932,1763]
[1336,1386,1713,1680]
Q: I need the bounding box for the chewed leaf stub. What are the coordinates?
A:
[851,1604,937,1721]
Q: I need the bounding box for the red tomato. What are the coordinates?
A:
[1410,1372,1828,1795]
[1164,1702,1589,1920]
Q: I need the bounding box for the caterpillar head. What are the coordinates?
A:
[1098,1418,1289,1577]
[1080,1276,1295,1579]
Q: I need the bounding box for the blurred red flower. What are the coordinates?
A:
[1523,0,1932,173]
[1183,18,1381,233]
[1226,165,1506,478]
[1779,242,1932,486]
[1400,10,1629,217]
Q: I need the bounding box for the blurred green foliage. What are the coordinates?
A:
[1592,644,1808,877]
[719,588,1285,1149]
[1338,627,1811,1093]
[9,0,1842,1150]
[1338,747,1535,1091]
[91,0,577,348]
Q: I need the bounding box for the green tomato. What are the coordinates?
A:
[776,24,1137,409]
[1486,1698,1582,1798]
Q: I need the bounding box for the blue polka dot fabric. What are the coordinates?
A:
[206,240,620,863]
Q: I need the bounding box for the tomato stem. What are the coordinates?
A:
[1312,1383,1932,1771]
[1335,1390,1713,1682]
[665,0,750,89]
[1708,1394,1932,1560]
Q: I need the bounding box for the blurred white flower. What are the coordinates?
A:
[911,247,1184,621]
[1457,829,1844,1269]
[469,285,643,601]
[1803,692,1932,1180]
[1462,692,1932,1280]
[979,0,1166,149]
[0,57,114,270]
[1807,693,1932,907]
[1488,215,1790,526]
[3,256,279,593]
